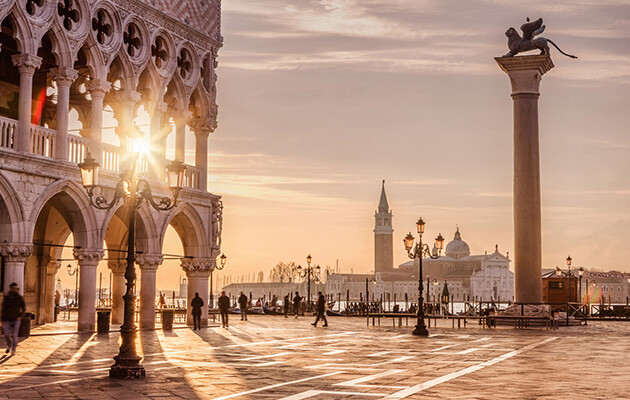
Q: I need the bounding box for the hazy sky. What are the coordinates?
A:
[57,0,630,292]
[199,0,630,281]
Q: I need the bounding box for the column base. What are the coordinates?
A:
[77,322,95,333]
[412,322,429,336]
[109,362,146,379]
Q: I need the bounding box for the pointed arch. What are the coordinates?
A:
[164,74,188,112]
[159,202,209,259]
[41,26,73,68]
[2,9,37,54]
[28,179,99,250]
[0,170,25,243]
[189,86,210,119]
[101,201,160,257]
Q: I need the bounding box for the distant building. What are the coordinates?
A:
[325,182,514,302]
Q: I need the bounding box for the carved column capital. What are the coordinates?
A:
[73,249,104,265]
[49,67,79,86]
[136,254,164,271]
[85,79,112,98]
[189,117,216,137]
[108,259,127,275]
[0,244,33,262]
[172,109,193,125]
[181,258,213,277]
[47,261,62,276]
[113,89,142,105]
[11,54,42,74]
[495,55,554,96]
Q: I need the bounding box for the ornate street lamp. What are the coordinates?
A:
[403,217,444,336]
[67,264,79,308]
[78,153,185,379]
[365,277,377,316]
[578,267,584,301]
[296,255,320,312]
[210,254,227,308]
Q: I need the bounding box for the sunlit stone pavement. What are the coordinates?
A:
[1,316,629,399]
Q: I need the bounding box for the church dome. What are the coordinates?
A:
[445,228,470,259]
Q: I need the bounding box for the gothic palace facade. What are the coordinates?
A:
[0,0,222,331]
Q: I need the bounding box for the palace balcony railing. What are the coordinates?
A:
[0,115,203,190]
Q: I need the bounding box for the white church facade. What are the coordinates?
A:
[327,182,515,302]
[0,0,223,331]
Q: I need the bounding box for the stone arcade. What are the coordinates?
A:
[0,0,223,331]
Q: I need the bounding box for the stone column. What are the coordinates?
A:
[11,54,42,153]
[49,67,78,161]
[111,89,141,157]
[173,111,191,162]
[85,79,111,164]
[74,249,104,332]
[0,245,33,294]
[496,55,554,304]
[137,254,163,329]
[190,117,214,191]
[182,259,213,327]
[45,261,62,323]
[108,259,127,324]
[150,100,168,180]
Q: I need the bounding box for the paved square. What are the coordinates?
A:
[0,316,628,399]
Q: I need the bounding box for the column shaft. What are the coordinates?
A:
[77,262,98,332]
[175,121,186,161]
[50,67,78,161]
[195,133,208,191]
[139,268,157,329]
[85,80,111,164]
[186,275,209,327]
[11,54,42,153]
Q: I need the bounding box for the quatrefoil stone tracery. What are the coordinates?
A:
[177,48,192,80]
[123,23,142,58]
[151,37,168,69]
[58,0,80,31]
[92,10,112,45]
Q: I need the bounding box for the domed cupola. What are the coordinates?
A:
[445,227,470,259]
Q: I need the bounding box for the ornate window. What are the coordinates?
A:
[92,9,112,45]
[123,23,142,58]
[177,48,192,80]
[151,36,168,69]
[57,0,80,31]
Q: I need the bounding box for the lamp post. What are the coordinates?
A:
[403,217,444,336]
[67,264,79,307]
[296,255,320,312]
[210,254,226,308]
[78,153,186,379]
[567,256,573,303]
[578,266,584,302]
[366,277,377,316]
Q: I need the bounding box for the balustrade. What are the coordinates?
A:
[0,115,202,191]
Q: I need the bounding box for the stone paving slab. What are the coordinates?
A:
[0,317,629,399]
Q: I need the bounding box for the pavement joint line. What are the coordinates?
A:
[374,356,414,365]
[279,390,388,399]
[334,369,406,387]
[209,371,346,400]
[381,336,559,399]
[430,345,456,352]
[457,348,479,354]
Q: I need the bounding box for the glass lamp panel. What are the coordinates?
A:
[435,233,445,250]
[404,233,414,251]
[566,256,572,266]
[78,155,99,189]
[416,218,425,234]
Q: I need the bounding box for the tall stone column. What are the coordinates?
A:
[110,89,141,158]
[0,245,33,293]
[149,100,168,180]
[496,55,554,304]
[11,54,42,153]
[85,79,111,165]
[182,259,213,327]
[74,249,104,332]
[45,261,62,323]
[190,117,214,191]
[137,254,163,329]
[174,111,192,162]
[49,67,78,161]
[108,259,127,324]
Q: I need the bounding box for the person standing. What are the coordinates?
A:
[293,291,302,319]
[1,283,26,355]
[238,292,248,321]
[312,291,328,327]
[191,292,204,330]
[218,291,230,328]
[283,294,290,318]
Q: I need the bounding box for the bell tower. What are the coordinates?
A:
[374,180,394,273]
